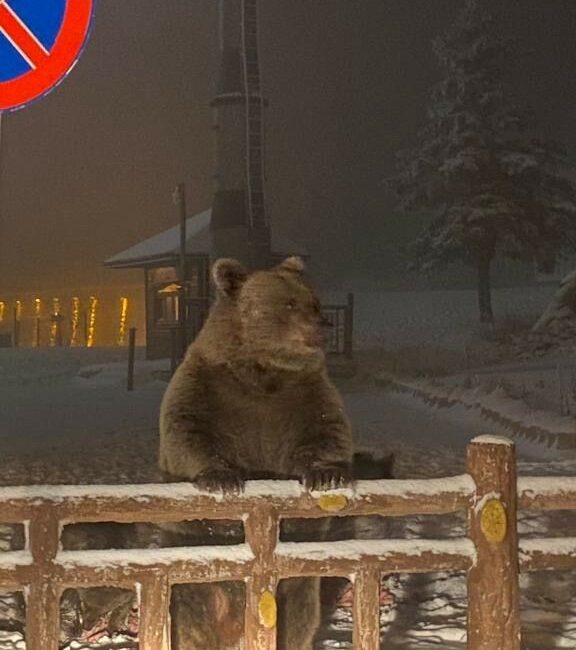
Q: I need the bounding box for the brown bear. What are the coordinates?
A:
[159,256,354,649]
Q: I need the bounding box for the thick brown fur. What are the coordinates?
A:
[159,257,354,649]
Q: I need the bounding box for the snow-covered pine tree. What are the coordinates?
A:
[388,0,576,323]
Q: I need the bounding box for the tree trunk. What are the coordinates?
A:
[477,255,494,324]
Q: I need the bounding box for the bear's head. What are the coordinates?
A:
[211,256,326,373]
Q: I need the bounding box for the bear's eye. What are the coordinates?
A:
[285,299,296,310]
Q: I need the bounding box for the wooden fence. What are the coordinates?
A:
[0,434,575,649]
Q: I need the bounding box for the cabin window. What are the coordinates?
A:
[155,283,180,324]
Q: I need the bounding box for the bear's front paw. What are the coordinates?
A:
[194,468,245,494]
[301,462,352,491]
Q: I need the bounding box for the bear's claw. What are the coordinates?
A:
[195,468,245,494]
[302,463,352,491]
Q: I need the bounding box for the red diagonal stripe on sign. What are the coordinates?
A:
[0,1,50,70]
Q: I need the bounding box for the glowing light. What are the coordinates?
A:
[0,302,5,323]
[117,297,129,345]
[87,296,98,348]
[70,297,80,347]
[33,298,42,347]
[49,298,61,347]
[12,301,22,348]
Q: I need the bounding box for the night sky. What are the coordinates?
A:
[1,0,575,292]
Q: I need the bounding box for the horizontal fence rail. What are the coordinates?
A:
[0,435,575,649]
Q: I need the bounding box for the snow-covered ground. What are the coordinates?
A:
[1,354,576,648]
[326,284,555,350]
[1,281,575,649]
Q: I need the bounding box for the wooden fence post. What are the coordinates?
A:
[25,509,60,650]
[467,435,521,650]
[139,573,170,650]
[353,567,380,650]
[127,327,136,391]
[244,506,279,650]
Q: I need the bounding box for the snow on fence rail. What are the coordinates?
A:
[0,435,575,649]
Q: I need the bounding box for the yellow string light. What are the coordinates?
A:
[87,296,98,348]
[15,300,22,321]
[33,298,41,347]
[70,297,80,347]
[117,297,128,346]
[49,298,61,347]
[0,302,5,323]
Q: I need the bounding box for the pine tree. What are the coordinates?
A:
[388,0,576,323]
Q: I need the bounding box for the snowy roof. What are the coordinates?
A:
[104,209,308,268]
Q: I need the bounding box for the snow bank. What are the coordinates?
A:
[390,376,576,448]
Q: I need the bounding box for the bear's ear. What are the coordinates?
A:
[212,258,248,298]
[277,256,305,274]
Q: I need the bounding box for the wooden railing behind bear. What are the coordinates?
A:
[1,435,576,649]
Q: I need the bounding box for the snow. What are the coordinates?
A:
[104,209,307,268]
[0,634,24,650]
[520,538,576,560]
[470,434,514,446]
[276,539,476,563]
[0,552,31,568]
[326,285,554,351]
[352,475,474,499]
[58,544,254,568]
[472,491,502,514]
[0,476,473,505]
[519,476,576,499]
[390,375,576,452]
[0,480,304,503]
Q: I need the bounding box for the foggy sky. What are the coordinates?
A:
[1,0,575,292]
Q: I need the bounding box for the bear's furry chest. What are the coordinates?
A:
[206,372,309,472]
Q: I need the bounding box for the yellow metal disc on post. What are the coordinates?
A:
[317,494,348,512]
[258,591,277,629]
[480,498,507,543]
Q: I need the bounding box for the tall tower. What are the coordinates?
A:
[209,0,271,270]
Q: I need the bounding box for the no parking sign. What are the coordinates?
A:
[0,0,95,111]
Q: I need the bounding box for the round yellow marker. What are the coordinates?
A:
[258,591,277,629]
[480,498,507,543]
[317,494,348,512]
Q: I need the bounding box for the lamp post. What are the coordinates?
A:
[173,182,188,360]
